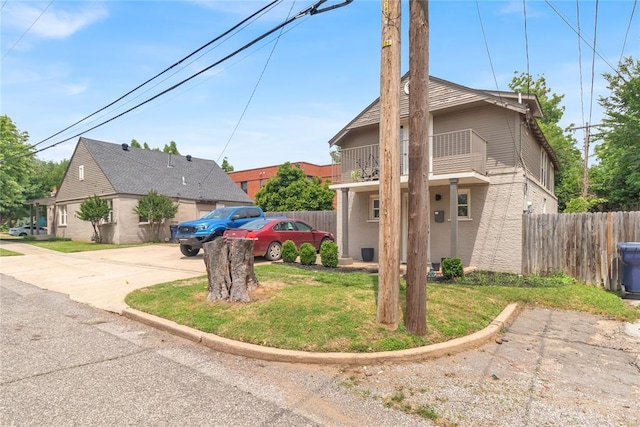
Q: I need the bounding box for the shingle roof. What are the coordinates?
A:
[81,138,252,203]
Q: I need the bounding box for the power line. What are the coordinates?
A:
[544,0,617,76]
[28,0,282,150]
[588,0,598,127]
[1,0,353,164]
[1,0,54,60]
[618,0,637,65]
[522,0,531,96]
[215,1,298,166]
[576,0,586,128]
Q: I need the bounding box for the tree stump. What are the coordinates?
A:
[203,237,258,303]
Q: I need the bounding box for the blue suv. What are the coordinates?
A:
[176,206,264,257]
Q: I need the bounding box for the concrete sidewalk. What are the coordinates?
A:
[1,239,638,366]
[0,241,206,313]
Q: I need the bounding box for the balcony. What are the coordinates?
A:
[331,129,487,186]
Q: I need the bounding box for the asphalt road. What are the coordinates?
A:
[0,275,424,426]
[2,241,640,426]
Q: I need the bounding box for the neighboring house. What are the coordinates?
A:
[54,138,253,244]
[329,74,560,273]
[228,161,336,206]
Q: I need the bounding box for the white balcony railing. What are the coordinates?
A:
[332,129,487,184]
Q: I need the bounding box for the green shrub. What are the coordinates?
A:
[299,243,317,265]
[442,257,464,279]
[320,240,339,268]
[281,240,298,263]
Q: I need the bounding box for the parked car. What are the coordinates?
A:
[175,206,265,257]
[223,218,334,261]
[8,225,47,236]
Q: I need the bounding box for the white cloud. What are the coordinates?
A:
[3,2,108,40]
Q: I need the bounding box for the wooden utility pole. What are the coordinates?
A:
[406,0,429,336]
[376,0,401,330]
[568,122,600,197]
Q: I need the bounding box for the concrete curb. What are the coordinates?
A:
[122,303,520,365]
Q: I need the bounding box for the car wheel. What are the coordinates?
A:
[265,242,282,261]
[180,244,200,257]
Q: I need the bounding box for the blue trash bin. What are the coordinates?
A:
[169,225,178,243]
[618,242,640,294]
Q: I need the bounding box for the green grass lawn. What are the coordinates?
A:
[0,236,148,253]
[125,264,640,353]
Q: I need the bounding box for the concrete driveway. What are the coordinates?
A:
[0,241,208,313]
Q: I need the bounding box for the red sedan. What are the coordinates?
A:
[223,218,334,261]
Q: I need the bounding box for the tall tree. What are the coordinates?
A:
[0,115,36,227]
[31,159,69,198]
[133,190,179,242]
[220,157,234,172]
[508,73,583,211]
[130,139,141,148]
[76,195,110,243]
[591,56,640,211]
[254,162,334,211]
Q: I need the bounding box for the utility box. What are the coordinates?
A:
[434,211,445,223]
[618,242,640,294]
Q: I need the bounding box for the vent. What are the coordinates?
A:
[186,154,192,162]
[121,143,129,151]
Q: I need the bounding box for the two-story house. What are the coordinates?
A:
[329,74,559,273]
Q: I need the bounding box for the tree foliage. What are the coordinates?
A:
[0,115,36,227]
[591,56,640,211]
[254,162,334,211]
[509,73,583,211]
[77,195,110,243]
[220,157,234,172]
[133,190,179,242]
[163,141,180,154]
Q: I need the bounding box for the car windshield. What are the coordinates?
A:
[202,208,234,219]
[239,219,270,230]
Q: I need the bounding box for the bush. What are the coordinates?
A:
[281,240,298,263]
[442,257,464,279]
[320,240,339,268]
[299,243,317,265]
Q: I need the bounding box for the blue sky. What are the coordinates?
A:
[1,0,638,170]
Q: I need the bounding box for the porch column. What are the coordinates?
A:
[339,188,352,264]
[449,178,458,257]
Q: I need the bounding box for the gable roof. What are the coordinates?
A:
[79,137,252,203]
[328,73,559,170]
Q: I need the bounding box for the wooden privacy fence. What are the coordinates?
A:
[523,211,640,290]
[265,211,337,237]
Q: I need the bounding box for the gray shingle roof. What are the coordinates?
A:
[81,138,252,203]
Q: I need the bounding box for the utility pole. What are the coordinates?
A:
[568,122,600,197]
[377,0,401,330]
[406,0,429,336]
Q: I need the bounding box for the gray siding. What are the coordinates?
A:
[56,142,115,202]
[434,104,519,171]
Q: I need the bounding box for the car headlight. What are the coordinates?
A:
[195,224,209,231]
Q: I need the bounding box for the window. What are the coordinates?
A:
[240,181,248,193]
[540,149,548,188]
[59,205,67,226]
[106,200,114,223]
[457,189,470,219]
[369,196,380,220]
[295,221,312,232]
[79,165,84,181]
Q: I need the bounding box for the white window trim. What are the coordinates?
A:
[79,165,85,181]
[368,195,380,221]
[59,205,68,226]
[540,149,548,188]
[457,189,471,220]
